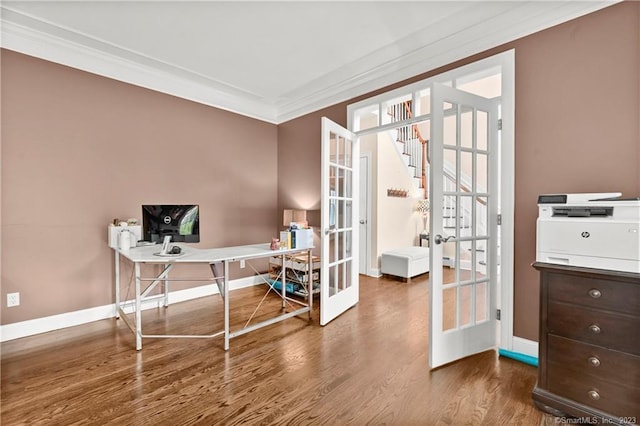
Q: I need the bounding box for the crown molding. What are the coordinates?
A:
[1,8,279,123]
[273,1,619,123]
[1,2,619,125]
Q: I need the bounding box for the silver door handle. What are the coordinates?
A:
[324,226,337,235]
[434,234,455,245]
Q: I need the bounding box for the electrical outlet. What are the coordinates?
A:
[240,259,246,269]
[7,292,20,307]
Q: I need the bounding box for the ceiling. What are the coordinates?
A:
[1,1,619,124]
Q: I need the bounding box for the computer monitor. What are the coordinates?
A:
[142,205,200,243]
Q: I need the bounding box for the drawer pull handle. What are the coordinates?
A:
[589,324,601,334]
[588,390,600,400]
[588,289,602,298]
[588,356,601,367]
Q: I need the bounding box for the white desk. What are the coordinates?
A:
[113,243,314,350]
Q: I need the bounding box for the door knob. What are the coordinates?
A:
[359,219,367,224]
[434,234,455,245]
[324,226,337,235]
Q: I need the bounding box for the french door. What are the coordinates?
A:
[429,83,499,368]
[320,117,359,326]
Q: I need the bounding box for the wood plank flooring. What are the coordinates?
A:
[1,273,555,425]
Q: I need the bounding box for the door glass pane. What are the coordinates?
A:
[444,148,457,187]
[443,286,457,331]
[460,195,472,236]
[384,96,412,125]
[354,105,379,131]
[329,265,337,296]
[329,231,337,263]
[460,284,473,327]
[460,106,473,149]
[443,256,457,286]
[443,109,457,147]
[459,240,473,282]
[329,191,337,228]
[337,200,345,228]
[336,195,342,231]
[443,195,457,238]
[344,138,352,168]
[344,260,353,290]
[337,136,345,166]
[329,165,337,192]
[344,200,352,229]
[476,239,488,279]
[477,110,488,151]
[336,168,344,197]
[476,197,488,237]
[477,153,488,193]
[330,133,337,162]
[475,281,488,323]
[456,69,501,98]
[344,169,352,198]
[335,263,344,293]
[415,88,431,116]
[343,229,353,258]
[460,151,473,192]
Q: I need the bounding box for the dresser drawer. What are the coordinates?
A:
[547,273,640,315]
[548,301,640,355]
[547,364,640,418]
[547,335,640,389]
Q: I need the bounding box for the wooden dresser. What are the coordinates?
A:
[532,262,640,425]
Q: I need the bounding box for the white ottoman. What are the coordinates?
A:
[381,247,430,282]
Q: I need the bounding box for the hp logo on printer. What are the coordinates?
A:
[163,216,172,225]
[581,231,590,238]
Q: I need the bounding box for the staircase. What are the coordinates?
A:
[387,101,428,198]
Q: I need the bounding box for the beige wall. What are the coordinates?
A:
[1,50,279,324]
[359,130,424,273]
[375,132,423,262]
[278,2,640,341]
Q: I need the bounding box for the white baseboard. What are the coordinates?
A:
[369,268,382,278]
[512,336,538,358]
[0,274,265,343]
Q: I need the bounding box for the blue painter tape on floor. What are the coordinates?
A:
[499,348,538,367]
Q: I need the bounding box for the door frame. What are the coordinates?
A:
[346,50,516,356]
[359,153,372,276]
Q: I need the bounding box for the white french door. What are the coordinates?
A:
[320,118,359,326]
[429,83,499,368]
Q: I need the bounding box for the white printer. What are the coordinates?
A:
[536,192,640,273]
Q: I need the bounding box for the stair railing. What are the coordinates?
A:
[387,100,429,197]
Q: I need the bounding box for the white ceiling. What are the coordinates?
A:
[1,1,619,123]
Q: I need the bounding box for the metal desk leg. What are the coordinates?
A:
[281,253,287,309]
[224,260,230,351]
[308,249,313,319]
[164,263,170,308]
[115,251,120,318]
[135,262,142,351]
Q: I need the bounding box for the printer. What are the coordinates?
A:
[536,192,640,273]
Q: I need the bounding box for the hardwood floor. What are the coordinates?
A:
[1,273,553,425]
